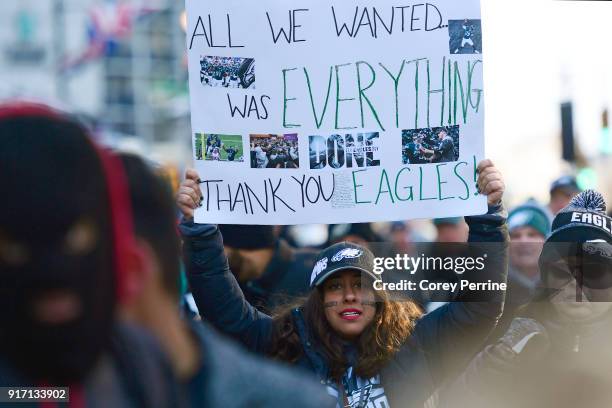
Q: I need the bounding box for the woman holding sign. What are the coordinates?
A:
[177,160,508,407]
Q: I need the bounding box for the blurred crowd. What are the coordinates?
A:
[1,102,612,407]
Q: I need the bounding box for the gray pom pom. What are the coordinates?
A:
[569,189,606,213]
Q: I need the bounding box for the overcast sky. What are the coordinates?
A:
[482,0,612,205]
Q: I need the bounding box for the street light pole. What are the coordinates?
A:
[52,0,69,103]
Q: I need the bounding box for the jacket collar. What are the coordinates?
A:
[291,308,330,381]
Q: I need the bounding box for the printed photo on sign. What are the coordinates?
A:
[449,19,482,54]
[309,132,381,170]
[401,125,460,164]
[200,56,255,89]
[194,133,244,162]
[249,134,299,169]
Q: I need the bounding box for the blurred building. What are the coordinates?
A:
[0,0,191,163]
[0,1,61,103]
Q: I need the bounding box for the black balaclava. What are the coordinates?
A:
[538,190,612,302]
[0,104,130,385]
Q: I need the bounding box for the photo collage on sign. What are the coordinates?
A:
[448,19,482,54]
[249,134,299,169]
[194,132,300,169]
[309,133,381,170]
[194,133,244,162]
[401,125,461,165]
[195,125,462,168]
[200,55,256,89]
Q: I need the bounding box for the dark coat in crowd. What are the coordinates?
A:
[444,307,612,408]
[180,205,509,408]
[0,323,179,408]
[185,320,334,407]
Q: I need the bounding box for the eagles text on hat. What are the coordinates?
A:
[547,190,612,244]
[570,212,612,234]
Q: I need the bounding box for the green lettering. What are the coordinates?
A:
[413,58,424,129]
[304,67,333,129]
[436,163,454,200]
[356,61,385,131]
[335,63,357,130]
[394,167,414,201]
[454,161,470,200]
[375,169,395,204]
[379,61,406,128]
[453,61,469,124]
[427,57,445,128]
[352,169,371,204]
[419,166,437,201]
[282,68,300,128]
[447,58,452,125]
[468,60,483,112]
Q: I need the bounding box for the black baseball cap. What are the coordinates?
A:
[549,175,581,195]
[309,242,378,288]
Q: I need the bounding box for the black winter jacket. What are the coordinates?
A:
[186,320,334,407]
[0,323,179,408]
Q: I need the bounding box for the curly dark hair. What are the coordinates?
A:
[269,286,422,380]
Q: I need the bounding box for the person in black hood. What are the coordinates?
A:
[0,104,115,385]
[178,159,509,407]
[0,103,177,407]
[445,190,612,408]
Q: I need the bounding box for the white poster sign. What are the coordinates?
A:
[186,0,486,224]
